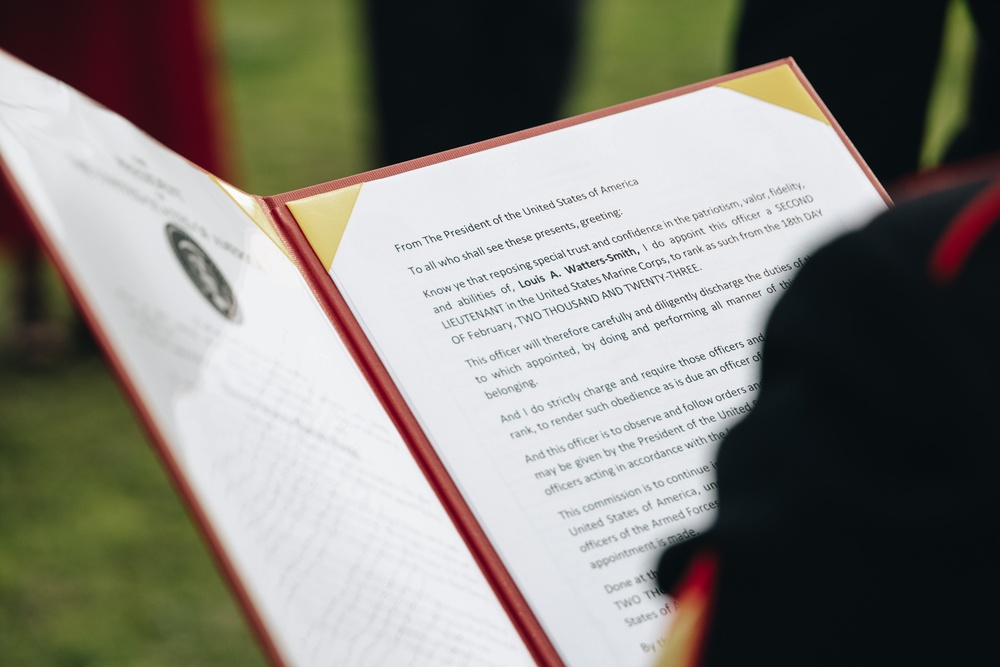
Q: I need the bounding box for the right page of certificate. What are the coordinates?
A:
[293,63,889,667]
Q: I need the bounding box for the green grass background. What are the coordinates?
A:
[0,0,975,664]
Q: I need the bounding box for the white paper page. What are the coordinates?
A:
[0,52,533,667]
[328,84,887,666]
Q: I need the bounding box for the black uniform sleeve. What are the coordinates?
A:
[657,179,1000,665]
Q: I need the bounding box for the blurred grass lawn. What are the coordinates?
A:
[0,0,974,664]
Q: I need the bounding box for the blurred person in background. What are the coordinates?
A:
[734,0,1000,186]
[0,2,227,364]
[364,1,583,166]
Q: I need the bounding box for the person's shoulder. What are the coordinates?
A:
[807,157,1000,282]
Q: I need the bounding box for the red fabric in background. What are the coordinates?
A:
[0,1,227,251]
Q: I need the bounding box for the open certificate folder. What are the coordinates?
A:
[0,51,888,667]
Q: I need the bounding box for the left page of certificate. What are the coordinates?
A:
[0,51,532,667]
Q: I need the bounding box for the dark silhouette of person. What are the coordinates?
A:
[656,161,1000,665]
